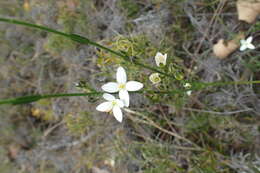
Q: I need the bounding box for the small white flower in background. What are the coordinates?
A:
[101,66,143,107]
[184,83,192,89]
[155,52,167,67]
[149,73,161,84]
[184,83,192,96]
[186,90,192,96]
[74,82,80,87]
[240,36,255,51]
[96,93,124,122]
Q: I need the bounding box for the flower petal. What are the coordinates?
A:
[103,93,115,101]
[96,101,113,112]
[101,82,119,93]
[155,52,163,67]
[149,73,161,84]
[247,43,255,50]
[126,81,143,91]
[115,99,124,108]
[186,90,192,96]
[239,45,247,51]
[117,66,127,84]
[112,106,123,122]
[119,89,129,107]
[240,40,246,45]
[246,36,253,43]
[163,53,167,65]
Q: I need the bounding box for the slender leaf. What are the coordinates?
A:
[0,92,102,105]
[0,17,169,77]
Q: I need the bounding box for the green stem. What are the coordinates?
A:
[1,78,259,105]
[204,80,260,87]
[0,17,170,77]
[0,92,102,105]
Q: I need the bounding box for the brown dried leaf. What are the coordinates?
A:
[237,0,260,23]
[213,39,239,59]
[213,33,245,59]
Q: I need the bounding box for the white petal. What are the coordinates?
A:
[115,99,124,108]
[149,73,161,84]
[101,82,119,93]
[126,81,143,91]
[117,66,127,84]
[163,54,167,65]
[240,45,247,51]
[240,40,246,45]
[155,52,167,66]
[156,52,163,58]
[246,36,253,43]
[119,89,129,107]
[247,43,255,50]
[96,102,113,112]
[186,90,192,96]
[155,52,163,67]
[112,106,123,122]
[103,93,115,101]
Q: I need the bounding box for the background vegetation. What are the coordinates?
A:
[0,0,259,172]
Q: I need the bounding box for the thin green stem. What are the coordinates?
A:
[0,17,170,77]
[0,78,259,105]
[203,80,260,87]
[0,92,102,105]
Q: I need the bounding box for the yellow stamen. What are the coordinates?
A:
[111,100,117,106]
[118,83,126,89]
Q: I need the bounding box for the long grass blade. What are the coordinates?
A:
[0,92,102,105]
[0,17,169,77]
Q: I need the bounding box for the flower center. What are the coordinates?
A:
[111,100,117,106]
[149,73,161,84]
[118,83,126,89]
[159,56,164,61]
[154,76,160,82]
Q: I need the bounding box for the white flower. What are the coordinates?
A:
[240,36,255,51]
[101,66,143,107]
[184,83,191,89]
[155,52,167,67]
[96,93,124,122]
[186,90,192,96]
[184,83,192,96]
[149,73,161,84]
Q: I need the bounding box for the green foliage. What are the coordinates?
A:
[97,35,157,67]
[243,55,260,73]
[44,34,76,55]
[190,151,233,173]
[44,2,93,54]
[139,143,180,173]
[65,112,95,136]
[117,0,141,18]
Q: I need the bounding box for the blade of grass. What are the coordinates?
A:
[0,79,259,105]
[0,92,102,105]
[0,17,170,77]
